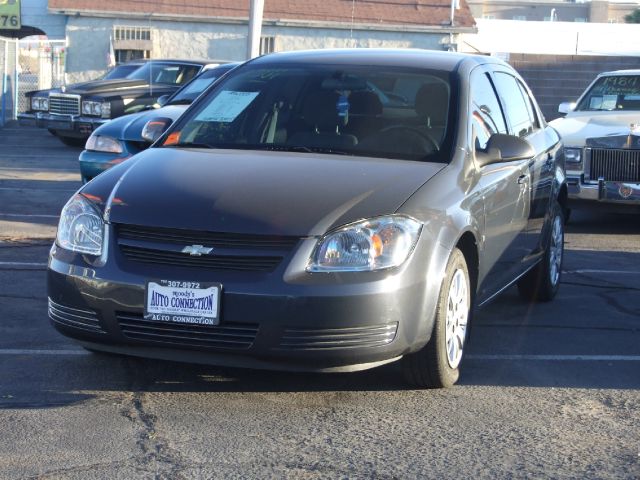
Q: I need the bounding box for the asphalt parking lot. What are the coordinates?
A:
[0,125,638,479]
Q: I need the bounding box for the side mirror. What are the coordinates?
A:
[141,117,173,143]
[156,94,170,108]
[476,134,535,168]
[558,101,576,114]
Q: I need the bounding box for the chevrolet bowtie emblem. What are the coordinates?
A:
[181,245,213,256]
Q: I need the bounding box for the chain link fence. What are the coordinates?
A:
[17,39,66,113]
[0,36,66,126]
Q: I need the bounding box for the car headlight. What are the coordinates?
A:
[307,215,422,272]
[85,134,123,154]
[564,147,582,164]
[32,97,49,111]
[82,101,111,118]
[56,194,105,256]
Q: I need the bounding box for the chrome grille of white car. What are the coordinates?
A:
[588,148,640,183]
[48,94,81,115]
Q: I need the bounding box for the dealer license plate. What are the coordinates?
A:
[144,280,221,326]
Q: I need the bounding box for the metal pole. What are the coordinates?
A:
[449,0,455,51]
[2,40,8,127]
[13,40,18,120]
[247,0,265,59]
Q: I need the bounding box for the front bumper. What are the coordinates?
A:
[567,174,640,209]
[47,232,446,372]
[18,112,108,138]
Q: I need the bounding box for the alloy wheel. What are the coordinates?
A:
[549,214,563,287]
[445,268,469,369]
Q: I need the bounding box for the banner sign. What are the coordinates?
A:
[0,0,20,30]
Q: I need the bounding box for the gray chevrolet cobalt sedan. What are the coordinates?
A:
[48,49,567,388]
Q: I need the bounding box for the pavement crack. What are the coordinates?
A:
[598,291,640,318]
[24,458,138,479]
[119,391,190,479]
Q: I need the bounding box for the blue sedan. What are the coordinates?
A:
[79,63,238,183]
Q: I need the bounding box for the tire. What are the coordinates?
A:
[517,201,564,302]
[402,248,471,388]
[57,135,87,147]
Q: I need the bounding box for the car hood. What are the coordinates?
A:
[550,111,640,147]
[61,79,155,95]
[98,148,444,236]
[93,105,189,142]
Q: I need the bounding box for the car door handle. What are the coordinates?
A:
[517,174,528,185]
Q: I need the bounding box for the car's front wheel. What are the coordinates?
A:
[402,248,471,388]
[517,202,564,302]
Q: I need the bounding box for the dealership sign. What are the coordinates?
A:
[0,0,20,30]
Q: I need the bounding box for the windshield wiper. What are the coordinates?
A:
[162,142,216,149]
[167,99,193,106]
[250,144,351,155]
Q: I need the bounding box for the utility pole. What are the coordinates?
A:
[247,0,265,59]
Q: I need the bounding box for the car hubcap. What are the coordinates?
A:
[445,269,468,369]
[549,214,563,286]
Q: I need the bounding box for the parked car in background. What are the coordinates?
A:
[79,62,240,183]
[48,49,566,388]
[19,59,225,146]
[551,70,640,218]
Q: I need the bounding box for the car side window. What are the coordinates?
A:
[493,72,534,138]
[470,70,507,150]
[516,79,540,129]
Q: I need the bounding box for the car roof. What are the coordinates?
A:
[597,69,640,77]
[248,48,506,72]
[121,59,231,67]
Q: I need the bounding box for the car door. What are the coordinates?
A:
[491,70,551,266]
[513,75,556,253]
[468,67,532,302]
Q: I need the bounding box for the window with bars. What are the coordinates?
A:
[113,26,153,65]
[260,36,276,55]
[114,26,152,41]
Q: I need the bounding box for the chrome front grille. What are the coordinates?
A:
[116,224,299,273]
[48,94,80,115]
[588,148,640,183]
[116,312,259,350]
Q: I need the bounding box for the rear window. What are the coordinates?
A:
[163,63,457,163]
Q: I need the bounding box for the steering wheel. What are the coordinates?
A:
[378,125,440,154]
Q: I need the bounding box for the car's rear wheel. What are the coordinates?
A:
[402,248,471,388]
[517,201,564,302]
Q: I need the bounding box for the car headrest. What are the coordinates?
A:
[415,82,449,124]
[302,90,341,131]
[349,91,383,115]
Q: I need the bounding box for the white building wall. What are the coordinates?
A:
[64,16,453,83]
[461,19,640,57]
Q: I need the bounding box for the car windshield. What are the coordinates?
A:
[127,62,202,85]
[576,75,640,111]
[163,63,455,162]
[168,66,233,105]
[102,64,142,80]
